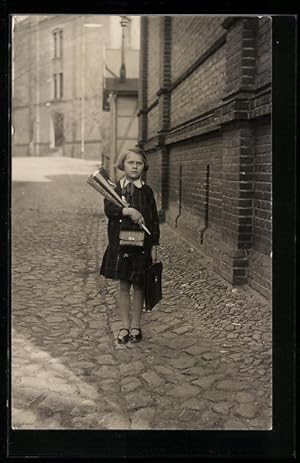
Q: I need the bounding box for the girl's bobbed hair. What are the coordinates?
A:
[116,147,149,172]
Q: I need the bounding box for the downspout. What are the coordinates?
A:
[175,164,183,228]
[200,164,210,244]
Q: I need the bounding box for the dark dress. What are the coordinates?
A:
[100,181,160,286]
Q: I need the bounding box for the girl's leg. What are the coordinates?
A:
[131,283,144,329]
[119,280,131,330]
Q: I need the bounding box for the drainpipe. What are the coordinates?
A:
[200,164,210,244]
[175,164,183,228]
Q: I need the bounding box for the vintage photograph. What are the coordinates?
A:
[11,15,272,431]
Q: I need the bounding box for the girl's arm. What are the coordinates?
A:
[104,198,144,223]
[104,198,124,219]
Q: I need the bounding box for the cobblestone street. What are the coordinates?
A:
[12,157,272,430]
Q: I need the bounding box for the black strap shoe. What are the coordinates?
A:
[129,328,143,343]
[117,328,130,344]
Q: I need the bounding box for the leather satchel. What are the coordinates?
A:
[119,230,145,247]
[144,261,163,310]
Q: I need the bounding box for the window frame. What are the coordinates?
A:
[53,73,57,99]
[59,72,64,99]
[52,72,64,100]
[53,28,63,59]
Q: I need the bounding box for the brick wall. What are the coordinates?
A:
[171,16,225,80]
[147,104,159,139]
[163,135,222,258]
[256,17,272,88]
[146,149,163,210]
[139,16,272,299]
[248,116,272,298]
[252,118,272,253]
[216,121,255,285]
[247,16,272,297]
[224,20,244,95]
[147,17,160,104]
[167,137,222,224]
[170,47,225,128]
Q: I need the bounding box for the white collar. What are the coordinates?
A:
[121,177,144,189]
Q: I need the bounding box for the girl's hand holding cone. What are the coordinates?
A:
[123,207,145,226]
[87,168,151,235]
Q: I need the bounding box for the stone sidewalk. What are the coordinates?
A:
[11,157,272,430]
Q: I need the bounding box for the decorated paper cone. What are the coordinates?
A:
[87,177,121,207]
[92,170,127,207]
[87,168,151,236]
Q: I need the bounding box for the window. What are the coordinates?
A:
[59,73,63,99]
[53,73,64,100]
[59,30,63,58]
[53,74,57,99]
[53,33,57,58]
[53,29,63,58]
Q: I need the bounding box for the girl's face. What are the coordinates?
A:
[123,152,145,180]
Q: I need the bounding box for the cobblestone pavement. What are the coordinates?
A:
[11,157,272,430]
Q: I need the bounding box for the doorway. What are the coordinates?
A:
[51,112,64,155]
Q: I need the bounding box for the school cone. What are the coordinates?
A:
[87,167,151,236]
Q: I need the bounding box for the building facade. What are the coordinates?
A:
[138,16,272,299]
[12,15,140,161]
[103,23,140,179]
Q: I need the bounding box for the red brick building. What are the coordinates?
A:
[138,16,272,299]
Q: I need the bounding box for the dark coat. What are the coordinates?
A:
[100,181,160,285]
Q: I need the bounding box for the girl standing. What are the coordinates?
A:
[100,147,160,344]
